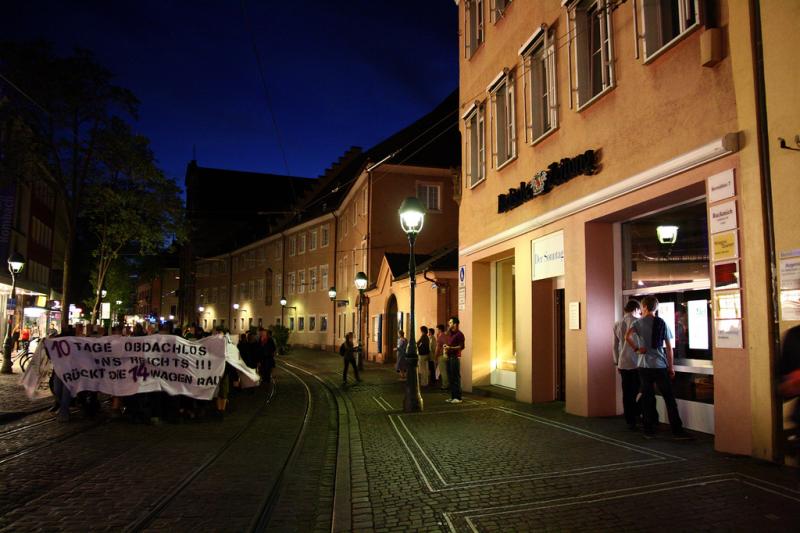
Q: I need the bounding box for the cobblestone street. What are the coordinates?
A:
[1,348,800,531]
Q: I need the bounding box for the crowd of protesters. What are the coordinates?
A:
[49,321,275,424]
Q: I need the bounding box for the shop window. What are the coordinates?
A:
[522,27,558,143]
[494,258,517,376]
[622,200,713,404]
[570,0,615,108]
[642,0,699,61]
[465,102,486,187]
[490,71,516,168]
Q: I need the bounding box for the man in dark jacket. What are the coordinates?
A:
[340,332,360,385]
[258,328,276,387]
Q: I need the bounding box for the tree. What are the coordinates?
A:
[0,41,139,330]
[82,118,185,323]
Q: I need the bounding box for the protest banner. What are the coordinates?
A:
[23,334,259,401]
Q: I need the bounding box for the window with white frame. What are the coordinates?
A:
[298,234,306,254]
[465,103,486,187]
[321,224,330,247]
[417,183,441,212]
[320,314,328,332]
[642,0,699,60]
[490,71,516,167]
[310,229,318,250]
[320,264,329,290]
[571,0,615,107]
[275,272,282,299]
[465,0,485,57]
[522,27,558,142]
[298,316,305,331]
[309,266,317,292]
[289,236,296,256]
[288,271,295,295]
[298,270,305,294]
[289,316,295,330]
[491,0,512,22]
[309,315,316,332]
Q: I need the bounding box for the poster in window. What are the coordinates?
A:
[712,230,739,261]
[714,290,741,319]
[780,290,800,321]
[779,253,800,290]
[714,261,740,290]
[715,319,743,349]
[687,299,710,350]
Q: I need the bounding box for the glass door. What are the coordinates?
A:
[492,257,517,388]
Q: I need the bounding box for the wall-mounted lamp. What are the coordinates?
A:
[198,306,205,312]
[233,303,240,310]
[328,287,349,305]
[656,225,679,244]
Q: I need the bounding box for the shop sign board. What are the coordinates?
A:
[712,230,739,261]
[532,231,565,281]
[707,169,735,203]
[709,200,737,234]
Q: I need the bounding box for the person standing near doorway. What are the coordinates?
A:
[626,295,692,440]
[443,317,465,404]
[613,300,641,430]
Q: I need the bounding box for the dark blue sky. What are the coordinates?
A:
[3,0,458,183]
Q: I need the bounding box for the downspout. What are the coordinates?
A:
[750,0,782,463]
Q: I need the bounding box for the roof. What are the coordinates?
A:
[184,162,316,256]
[390,244,459,281]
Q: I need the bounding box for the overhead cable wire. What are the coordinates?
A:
[0,72,51,116]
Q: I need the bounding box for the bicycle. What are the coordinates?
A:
[11,337,39,372]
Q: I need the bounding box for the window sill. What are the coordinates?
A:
[468,176,486,190]
[576,84,615,113]
[530,126,558,147]
[496,155,517,172]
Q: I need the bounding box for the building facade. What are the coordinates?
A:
[455,0,799,461]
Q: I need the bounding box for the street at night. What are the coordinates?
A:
[2,0,800,531]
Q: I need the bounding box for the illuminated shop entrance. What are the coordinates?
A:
[621,199,714,433]
[491,257,516,389]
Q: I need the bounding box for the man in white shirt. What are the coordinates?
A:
[613,300,641,430]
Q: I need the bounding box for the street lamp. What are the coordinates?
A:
[2,252,26,374]
[399,197,425,412]
[354,271,368,370]
[280,296,296,330]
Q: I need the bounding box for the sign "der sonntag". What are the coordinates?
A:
[498,150,598,213]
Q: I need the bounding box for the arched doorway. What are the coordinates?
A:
[385,294,398,364]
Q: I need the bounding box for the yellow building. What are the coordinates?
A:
[455,0,799,461]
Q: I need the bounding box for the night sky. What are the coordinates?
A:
[2,0,459,184]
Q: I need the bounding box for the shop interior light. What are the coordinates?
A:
[656,225,679,244]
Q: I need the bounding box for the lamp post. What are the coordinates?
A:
[399,197,425,412]
[280,295,287,325]
[354,271,368,370]
[2,252,26,374]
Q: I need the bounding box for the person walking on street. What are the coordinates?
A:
[444,316,465,403]
[614,300,642,430]
[626,295,693,440]
[417,326,431,387]
[435,324,448,390]
[340,332,361,385]
[396,330,408,380]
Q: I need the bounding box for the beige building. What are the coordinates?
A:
[455,0,799,461]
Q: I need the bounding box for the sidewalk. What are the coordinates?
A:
[0,362,51,423]
[284,348,800,532]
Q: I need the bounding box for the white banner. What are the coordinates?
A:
[23,334,259,401]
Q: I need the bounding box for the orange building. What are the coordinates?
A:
[455,0,800,461]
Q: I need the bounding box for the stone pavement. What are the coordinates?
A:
[283,348,800,532]
[0,360,51,423]
[1,347,800,531]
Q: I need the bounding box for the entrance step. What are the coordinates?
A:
[472,385,516,401]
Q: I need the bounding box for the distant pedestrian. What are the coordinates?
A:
[340,332,361,385]
[626,295,692,440]
[443,317,464,403]
[427,326,437,387]
[259,328,277,387]
[417,326,431,386]
[435,324,448,390]
[396,331,408,380]
[613,300,642,430]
